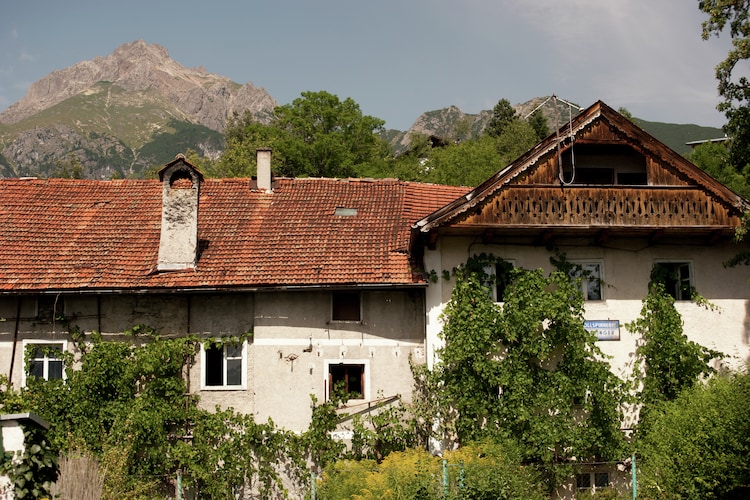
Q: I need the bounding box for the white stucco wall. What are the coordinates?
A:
[424,236,750,381]
[251,289,426,431]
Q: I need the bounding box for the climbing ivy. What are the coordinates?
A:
[423,262,626,491]
[627,280,723,427]
[0,425,59,500]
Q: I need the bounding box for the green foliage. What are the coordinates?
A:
[700,0,750,170]
[637,370,750,499]
[626,281,723,425]
[0,425,59,500]
[528,109,550,140]
[349,397,417,461]
[688,141,750,198]
[52,153,85,178]
[316,441,546,500]
[428,262,626,479]
[485,99,519,138]
[273,90,387,178]
[1,330,310,498]
[213,91,389,179]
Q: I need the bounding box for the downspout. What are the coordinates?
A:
[8,297,22,387]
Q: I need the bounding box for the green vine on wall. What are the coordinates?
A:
[0,426,59,500]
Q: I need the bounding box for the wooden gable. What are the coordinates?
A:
[415,101,750,245]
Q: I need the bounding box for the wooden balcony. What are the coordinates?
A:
[458,185,741,230]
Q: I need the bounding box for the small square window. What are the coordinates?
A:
[576,471,610,492]
[483,261,515,302]
[652,262,692,300]
[594,472,610,488]
[202,342,246,389]
[576,473,591,490]
[23,341,65,385]
[332,292,361,322]
[36,296,64,323]
[569,262,602,301]
[328,363,365,400]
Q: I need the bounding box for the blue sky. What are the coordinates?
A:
[0,0,735,131]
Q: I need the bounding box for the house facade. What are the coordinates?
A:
[0,101,748,497]
[415,101,750,379]
[0,153,466,431]
[413,101,750,497]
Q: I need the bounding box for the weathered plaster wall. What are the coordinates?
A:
[252,289,426,431]
[425,236,750,378]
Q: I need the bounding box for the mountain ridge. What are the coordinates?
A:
[0,40,724,179]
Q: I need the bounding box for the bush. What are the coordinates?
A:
[637,370,750,499]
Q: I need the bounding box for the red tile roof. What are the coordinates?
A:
[0,176,467,292]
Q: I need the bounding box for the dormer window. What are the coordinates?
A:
[562,144,647,185]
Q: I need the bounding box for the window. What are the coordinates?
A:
[23,341,65,385]
[652,262,692,300]
[201,342,246,389]
[569,262,602,301]
[576,472,609,492]
[562,143,647,185]
[36,296,64,323]
[331,292,361,322]
[326,361,368,401]
[484,261,515,302]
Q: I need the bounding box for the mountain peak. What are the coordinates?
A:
[0,40,276,128]
[111,40,169,61]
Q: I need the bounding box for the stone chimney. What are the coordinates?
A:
[257,148,272,191]
[157,154,203,271]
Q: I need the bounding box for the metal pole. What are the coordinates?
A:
[443,459,448,498]
[176,470,183,500]
[632,454,637,499]
[311,470,316,500]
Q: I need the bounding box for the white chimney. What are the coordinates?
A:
[157,155,203,271]
[257,148,272,192]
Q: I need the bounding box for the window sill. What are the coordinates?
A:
[200,385,247,391]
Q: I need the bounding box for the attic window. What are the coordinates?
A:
[562,144,647,185]
[334,207,358,216]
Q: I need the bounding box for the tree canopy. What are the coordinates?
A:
[700,0,750,169]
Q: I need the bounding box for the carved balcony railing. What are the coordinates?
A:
[459,186,739,228]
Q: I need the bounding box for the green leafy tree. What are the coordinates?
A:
[485,98,518,138]
[52,153,84,179]
[273,90,388,178]
[208,111,285,178]
[422,121,538,186]
[528,109,550,140]
[637,370,750,499]
[700,0,750,169]
[689,141,750,198]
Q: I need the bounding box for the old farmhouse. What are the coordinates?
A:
[0,101,749,495]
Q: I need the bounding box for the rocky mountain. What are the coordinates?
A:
[0,40,277,178]
[0,40,724,179]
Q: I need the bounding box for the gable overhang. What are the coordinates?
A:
[413,100,750,249]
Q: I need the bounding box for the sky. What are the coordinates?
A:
[0,0,737,131]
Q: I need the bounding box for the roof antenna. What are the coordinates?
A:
[554,95,576,185]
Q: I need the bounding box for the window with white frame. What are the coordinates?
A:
[483,260,515,302]
[201,341,246,390]
[23,341,66,385]
[652,261,693,300]
[569,262,603,301]
[331,291,361,322]
[325,360,368,401]
[576,471,610,492]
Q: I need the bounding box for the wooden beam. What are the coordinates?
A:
[596,229,611,245]
[535,229,554,246]
[649,229,664,245]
